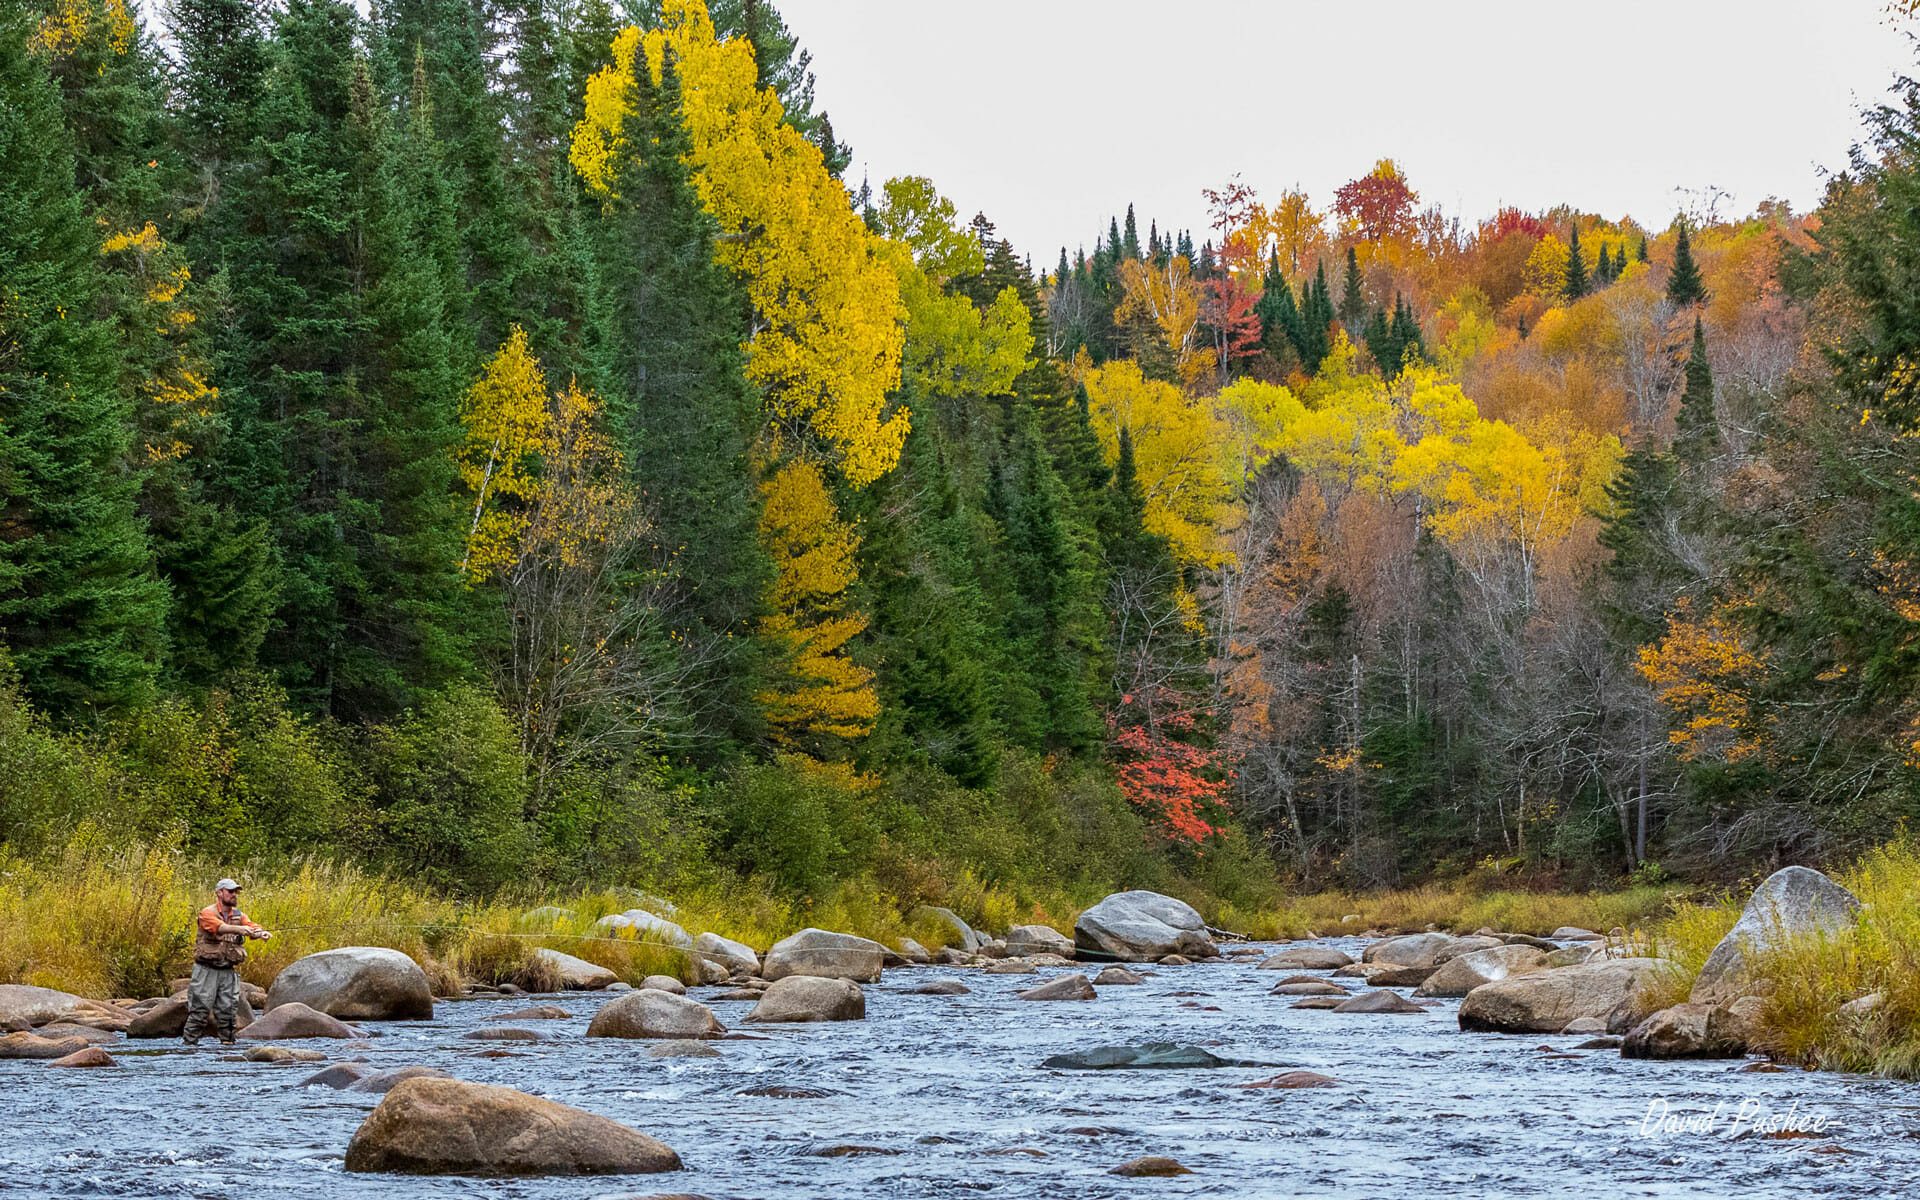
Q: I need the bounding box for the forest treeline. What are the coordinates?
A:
[3,0,1918,900]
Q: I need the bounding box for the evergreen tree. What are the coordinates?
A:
[1637,233,1650,262]
[1673,317,1718,462]
[1122,203,1140,260]
[1564,224,1588,299]
[0,10,169,710]
[1338,245,1367,329]
[592,45,771,752]
[165,0,270,171]
[1666,221,1706,306]
[1255,253,1301,368]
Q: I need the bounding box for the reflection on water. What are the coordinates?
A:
[8,938,1918,1198]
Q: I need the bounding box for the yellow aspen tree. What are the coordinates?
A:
[570,2,908,485]
[1115,254,1209,386]
[756,457,879,747]
[457,326,550,579]
[1637,598,1767,764]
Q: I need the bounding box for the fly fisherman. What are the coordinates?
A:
[183,878,272,1046]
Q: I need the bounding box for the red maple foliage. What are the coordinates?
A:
[1333,164,1417,243]
[1480,207,1552,243]
[1202,275,1263,374]
[1106,689,1234,845]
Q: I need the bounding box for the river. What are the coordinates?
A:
[6,936,1917,1198]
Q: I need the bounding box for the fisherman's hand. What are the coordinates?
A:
[251,929,273,941]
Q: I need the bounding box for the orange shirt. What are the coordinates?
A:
[198,903,262,936]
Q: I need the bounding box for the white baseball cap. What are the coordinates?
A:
[215,878,241,891]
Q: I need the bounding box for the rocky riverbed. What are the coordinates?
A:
[5,933,1919,1198]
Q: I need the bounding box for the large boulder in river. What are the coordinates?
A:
[761,929,887,983]
[344,1078,681,1176]
[0,1032,90,1059]
[238,1001,364,1039]
[743,976,865,1023]
[593,910,693,948]
[585,990,723,1039]
[128,992,256,1037]
[1073,892,1215,962]
[1414,945,1549,998]
[0,985,129,1031]
[533,949,617,990]
[1458,957,1663,1034]
[1689,866,1861,1005]
[692,932,759,977]
[1005,924,1077,959]
[267,948,433,1021]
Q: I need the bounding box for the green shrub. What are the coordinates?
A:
[362,685,532,893]
[0,657,110,852]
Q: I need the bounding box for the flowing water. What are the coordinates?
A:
[7,937,1919,1198]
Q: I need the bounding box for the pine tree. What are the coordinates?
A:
[165,0,270,170]
[1563,224,1589,299]
[1637,234,1650,262]
[1673,317,1718,462]
[1122,203,1140,260]
[0,10,169,710]
[591,43,771,752]
[1666,221,1706,307]
[1338,245,1367,328]
[1255,253,1301,368]
[1595,243,1614,284]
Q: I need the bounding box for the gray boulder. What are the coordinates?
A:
[349,1066,454,1094]
[1690,866,1861,1005]
[894,938,932,964]
[691,932,759,977]
[1094,966,1144,986]
[1257,946,1353,970]
[267,948,433,1021]
[744,976,865,1023]
[533,948,618,990]
[0,1032,90,1059]
[908,906,981,953]
[1621,1002,1748,1059]
[1004,925,1076,958]
[0,985,129,1031]
[1073,892,1216,961]
[1414,945,1549,998]
[586,990,723,1040]
[1550,927,1602,941]
[1458,957,1663,1033]
[344,1078,681,1176]
[1361,932,1463,968]
[638,975,685,995]
[594,910,693,949]
[761,929,887,983]
[1333,990,1426,1014]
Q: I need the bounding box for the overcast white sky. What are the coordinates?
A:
[780,0,1917,259]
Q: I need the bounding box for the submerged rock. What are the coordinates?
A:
[348,1066,453,1094]
[1257,947,1353,970]
[1110,1156,1193,1177]
[46,1047,116,1068]
[488,1006,571,1021]
[1042,1043,1267,1070]
[297,1063,370,1089]
[1094,967,1144,986]
[910,980,971,995]
[1333,991,1426,1014]
[344,1078,681,1176]
[647,1039,721,1059]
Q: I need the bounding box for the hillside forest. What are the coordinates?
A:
[6,0,1920,908]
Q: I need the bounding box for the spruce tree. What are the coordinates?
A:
[1673,317,1718,462]
[1595,243,1614,284]
[1666,221,1706,307]
[1338,245,1367,329]
[165,0,270,170]
[1564,224,1589,299]
[1637,233,1650,262]
[0,11,169,710]
[1255,253,1301,368]
[1122,203,1140,260]
[592,45,771,752]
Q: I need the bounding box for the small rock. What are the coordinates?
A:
[1574,1037,1622,1050]
[1094,967,1144,986]
[1017,974,1097,1002]
[297,1063,370,1089]
[46,1047,117,1068]
[1005,925,1077,959]
[587,991,725,1040]
[639,976,687,995]
[0,1032,92,1059]
[711,989,765,1001]
[647,1040,721,1059]
[983,959,1037,975]
[462,1027,550,1042]
[1269,981,1349,996]
[1110,1156,1193,1177]
[533,949,618,991]
[1365,965,1438,987]
[244,1045,327,1062]
[1238,1071,1336,1089]
[1561,1017,1607,1034]
[894,938,932,964]
[343,1078,681,1175]
[692,932,760,977]
[910,980,971,995]
[1290,997,1343,1009]
[1157,954,1191,966]
[348,1066,453,1094]
[237,1002,363,1040]
[1549,927,1602,941]
[1257,947,1354,970]
[1332,991,1425,1014]
[489,1006,571,1021]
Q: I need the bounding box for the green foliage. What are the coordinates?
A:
[1666,220,1706,306]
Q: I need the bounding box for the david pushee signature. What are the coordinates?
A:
[1638,1096,1831,1139]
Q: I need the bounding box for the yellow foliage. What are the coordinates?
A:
[1114,254,1206,383]
[30,0,132,59]
[1523,234,1568,299]
[882,240,1031,400]
[98,223,216,463]
[1637,598,1766,764]
[458,327,551,579]
[571,4,907,486]
[757,458,879,745]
